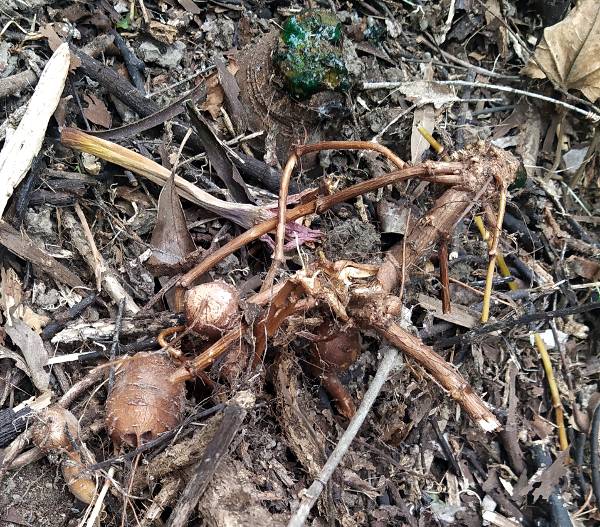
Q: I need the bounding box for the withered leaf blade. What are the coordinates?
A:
[146,172,196,276]
[5,318,50,392]
[215,56,247,133]
[186,101,253,204]
[522,0,600,102]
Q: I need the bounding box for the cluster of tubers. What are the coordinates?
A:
[105,281,240,448]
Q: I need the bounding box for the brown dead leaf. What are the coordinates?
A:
[146,173,196,277]
[522,0,600,102]
[5,318,49,392]
[148,20,178,44]
[531,449,570,502]
[83,93,112,128]
[177,0,201,14]
[201,73,224,120]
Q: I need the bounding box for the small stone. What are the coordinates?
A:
[138,41,185,68]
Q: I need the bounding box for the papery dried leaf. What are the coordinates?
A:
[147,173,196,276]
[522,0,600,102]
[393,80,458,108]
[5,318,49,392]
[215,56,247,133]
[201,73,225,120]
[83,93,112,128]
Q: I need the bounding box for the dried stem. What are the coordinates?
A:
[473,216,517,292]
[481,187,506,322]
[438,236,451,314]
[362,80,600,122]
[61,128,262,228]
[179,162,462,289]
[533,333,569,451]
[262,140,407,294]
[288,346,399,527]
[366,317,501,431]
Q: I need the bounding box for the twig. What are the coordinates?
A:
[288,346,399,527]
[41,294,98,340]
[0,43,70,217]
[62,210,139,314]
[534,333,568,451]
[591,403,600,508]
[108,298,126,393]
[481,186,507,322]
[0,69,37,98]
[473,216,517,292]
[416,35,519,80]
[361,80,600,122]
[430,416,461,476]
[85,466,115,527]
[438,235,451,314]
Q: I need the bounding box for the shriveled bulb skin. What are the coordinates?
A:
[273,9,350,100]
[184,281,240,339]
[106,352,185,448]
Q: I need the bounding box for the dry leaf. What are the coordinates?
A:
[201,73,224,119]
[531,449,570,502]
[393,80,458,108]
[177,0,201,14]
[148,20,178,44]
[83,93,112,128]
[146,173,196,277]
[5,318,50,392]
[522,0,600,102]
[188,105,252,204]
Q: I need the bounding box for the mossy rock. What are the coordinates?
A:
[273,9,350,100]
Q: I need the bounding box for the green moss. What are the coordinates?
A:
[274,9,349,100]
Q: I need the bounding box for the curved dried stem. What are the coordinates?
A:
[533,333,569,451]
[179,163,462,290]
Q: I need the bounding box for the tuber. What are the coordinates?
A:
[184,281,240,339]
[31,406,97,504]
[307,321,362,418]
[106,352,185,448]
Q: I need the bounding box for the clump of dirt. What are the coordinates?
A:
[322,216,381,263]
[0,462,77,527]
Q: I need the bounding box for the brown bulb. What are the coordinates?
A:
[184,281,239,338]
[313,322,361,373]
[106,352,185,448]
[31,406,80,453]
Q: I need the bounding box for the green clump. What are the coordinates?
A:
[273,9,350,100]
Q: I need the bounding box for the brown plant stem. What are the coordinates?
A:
[179,162,463,289]
[366,316,500,431]
[438,235,451,314]
[481,186,507,322]
[262,141,407,294]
